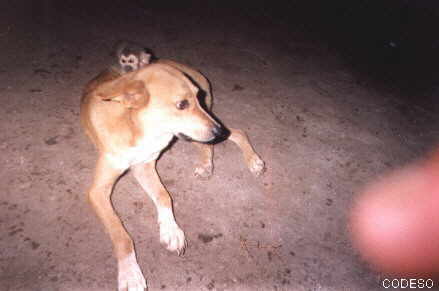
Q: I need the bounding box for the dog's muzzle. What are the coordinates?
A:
[177,126,228,143]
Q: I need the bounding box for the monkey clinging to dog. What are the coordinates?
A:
[113,41,153,74]
[82,41,154,95]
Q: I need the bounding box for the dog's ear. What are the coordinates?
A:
[97,79,149,109]
[121,80,149,109]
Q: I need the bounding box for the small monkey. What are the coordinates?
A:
[84,42,154,95]
[113,41,153,74]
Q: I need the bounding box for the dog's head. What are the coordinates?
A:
[96,64,224,143]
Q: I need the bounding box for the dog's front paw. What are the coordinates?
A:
[159,221,187,255]
[194,164,213,179]
[118,252,147,291]
[248,155,265,177]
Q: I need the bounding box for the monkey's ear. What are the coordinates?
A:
[139,52,152,66]
[97,80,149,109]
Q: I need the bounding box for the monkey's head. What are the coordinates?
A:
[114,41,154,73]
[119,51,151,73]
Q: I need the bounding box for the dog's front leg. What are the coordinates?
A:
[192,143,214,179]
[88,157,146,291]
[228,128,265,176]
[132,160,187,255]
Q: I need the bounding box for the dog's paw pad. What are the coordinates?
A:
[159,222,187,255]
[118,253,147,291]
[194,164,213,179]
[249,156,265,177]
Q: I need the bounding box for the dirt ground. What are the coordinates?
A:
[1,2,439,291]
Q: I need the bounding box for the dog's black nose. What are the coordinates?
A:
[206,125,229,143]
[212,125,225,138]
[212,126,228,140]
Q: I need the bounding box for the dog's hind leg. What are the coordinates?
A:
[192,143,214,179]
[132,160,187,255]
[88,157,146,291]
[228,128,265,176]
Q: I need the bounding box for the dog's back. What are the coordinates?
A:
[82,67,121,98]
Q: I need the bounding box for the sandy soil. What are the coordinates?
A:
[1,2,439,291]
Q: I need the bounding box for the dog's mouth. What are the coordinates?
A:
[177,133,194,142]
[177,132,217,143]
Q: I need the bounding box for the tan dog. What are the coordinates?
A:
[80,59,265,291]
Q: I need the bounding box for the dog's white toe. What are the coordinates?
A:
[159,221,186,255]
[249,155,265,177]
[194,164,213,179]
[118,252,147,291]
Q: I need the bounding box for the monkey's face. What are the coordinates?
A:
[119,54,139,73]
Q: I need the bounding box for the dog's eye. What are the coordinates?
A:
[176,99,189,110]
